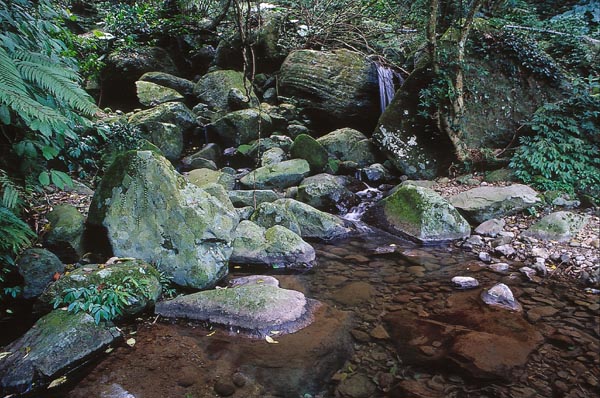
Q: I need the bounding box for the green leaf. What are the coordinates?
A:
[38,171,50,186]
[50,170,72,190]
[0,105,10,124]
[41,145,59,160]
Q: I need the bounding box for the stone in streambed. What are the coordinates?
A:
[207,108,272,147]
[239,159,310,190]
[289,134,328,172]
[43,204,85,262]
[0,310,120,395]
[451,276,479,290]
[228,190,280,207]
[481,283,522,311]
[16,248,64,299]
[317,128,376,167]
[523,211,589,242]
[297,173,356,212]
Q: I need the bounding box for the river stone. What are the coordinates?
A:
[135,81,184,107]
[139,71,195,97]
[297,173,356,212]
[193,70,258,114]
[451,276,479,290]
[523,211,589,242]
[278,49,379,131]
[137,122,183,162]
[316,128,377,167]
[364,184,471,244]
[481,283,522,311]
[207,108,273,147]
[228,190,280,207]
[187,168,236,190]
[44,204,85,262]
[260,147,286,166]
[360,163,393,183]
[155,276,317,335]
[87,150,239,289]
[449,184,541,224]
[181,143,221,171]
[239,159,310,190]
[230,221,315,267]
[250,198,352,240]
[336,373,377,398]
[289,134,328,172]
[244,134,294,159]
[129,102,197,134]
[36,260,161,318]
[0,310,120,395]
[17,248,64,299]
[474,218,506,237]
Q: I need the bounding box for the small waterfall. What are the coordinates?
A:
[376,63,404,112]
[342,186,383,226]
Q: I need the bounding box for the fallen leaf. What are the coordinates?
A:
[105,347,114,354]
[126,338,136,347]
[53,272,61,281]
[265,335,279,344]
[48,376,67,389]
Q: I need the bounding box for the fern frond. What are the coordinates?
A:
[0,46,28,96]
[0,206,35,256]
[0,169,25,209]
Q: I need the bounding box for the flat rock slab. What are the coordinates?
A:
[0,310,120,395]
[155,276,318,335]
[383,289,543,379]
[67,304,352,398]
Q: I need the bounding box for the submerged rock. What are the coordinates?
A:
[451,276,479,290]
[43,204,85,263]
[87,150,239,289]
[0,310,120,395]
[155,275,318,335]
[449,184,541,224]
[364,184,470,244]
[17,248,64,299]
[481,283,522,311]
[523,211,589,242]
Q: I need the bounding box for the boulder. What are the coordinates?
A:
[207,109,272,147]
[36,260,161,318]
[139,71,195,98]
[260,147,286,166]
[187,168,236,190]
[0,310,120,395]
[231,221,315,267]
[297,173,356,212]
[43,204,85,262]
[364,184,470,244]
[193,70,258,114]
[229,190,280,208]
[278,49,379,132]
[317,128,377,167]
[128,102,197,134]
[239,159,310,190]
[17,249,64,299]
[449,184,541,224]
[250,198,352,240]
[523,211,589,242]
[135,81,184,107]
[289,134,328,172]
[180,143,221,171]
[87,150,239,289]
[360,163,393,183]
[474,218,506,237]
[155,275,318,335]
[243,135,293,159]
[136,122,183,162]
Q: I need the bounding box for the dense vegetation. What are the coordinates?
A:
[0,0,598,303]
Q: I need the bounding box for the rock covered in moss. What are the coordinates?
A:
[250,198,352,240]
[17,248,64,299]
[135,81,184,107]
[449,184,541,224]
[87,150,239,289]
[228,190,280,208]
[231,221,315,267]
[138,122,183,161]
[129,102,197,134]
[207,108,272,147]
[181,143,221,171]
[0,310,120,395]
[289,134,328,172]
[317,128,377,167]
[239,159,310,190]
[297,173,356,212]
[155,275,318,335]
[43,204,85,263]
[364,184,470,244]
[36,259,161,318]
[193,70,258,114]
[523,211,589,242]
[139,71,195,97]
[187,168,236,190]
[278,49,379,131]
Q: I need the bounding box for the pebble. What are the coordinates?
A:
[370,325,390,340]
[451,276,479,290]
[479,252,491,262]
[481,283,522,311]
[232,372,247,387]
[214,380,236,397]
[489,262,510,273]
[495,244,516,257]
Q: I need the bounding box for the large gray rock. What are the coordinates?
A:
[0,310,120,395]
[239,159,310,190]
[297,173,356,212]
[250,198,352,240]
[36,260,161,318]
[139,71,195,97]
[523,211,589,242]
[180,143,221,171]
[289,134,328,172]
[128,102,197,134]
[193,70,258,114]
[317,128,377,167]
[364,184,470,244]
[278,49,379,131]
[449,184,541,224]
[17,248,64,299]
[135,81,184,107]
[138,122,183,162]
[155,275,317,335]
[87,150,239,289]
[44,204,85,262]
[229,190,280,207]
[207,108,272,147]
[187,168,236,191]
[231,221,315,267]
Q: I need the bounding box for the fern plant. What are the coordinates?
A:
[0,206,35,296]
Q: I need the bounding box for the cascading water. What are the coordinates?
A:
[342,185,383,232]
[375,63,404,112]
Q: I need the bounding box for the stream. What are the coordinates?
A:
[53,229,598,398]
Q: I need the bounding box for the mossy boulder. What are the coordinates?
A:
[297,173,356,212]
[523,211,589,242]
[449,184,541,224]
[0,310,120,395]
[187,168,236,190]
[207,108,273,147]
[239,159,310,190]
[229,190,280,207]
[193,70,258,114]
[17,249,64,299]
[250,198,352,240]
[44,204,85,262]
[231,221,315,267]
[181,143,221,171]
[290,134,328,172]
[364,184,470,244]
[128,102,197,134]
[135,81,184,107]
[138,122,183,162]
[139,71,195,97]
[87,150,239,289]
[278,49,379,132]
[317,128,377,167]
